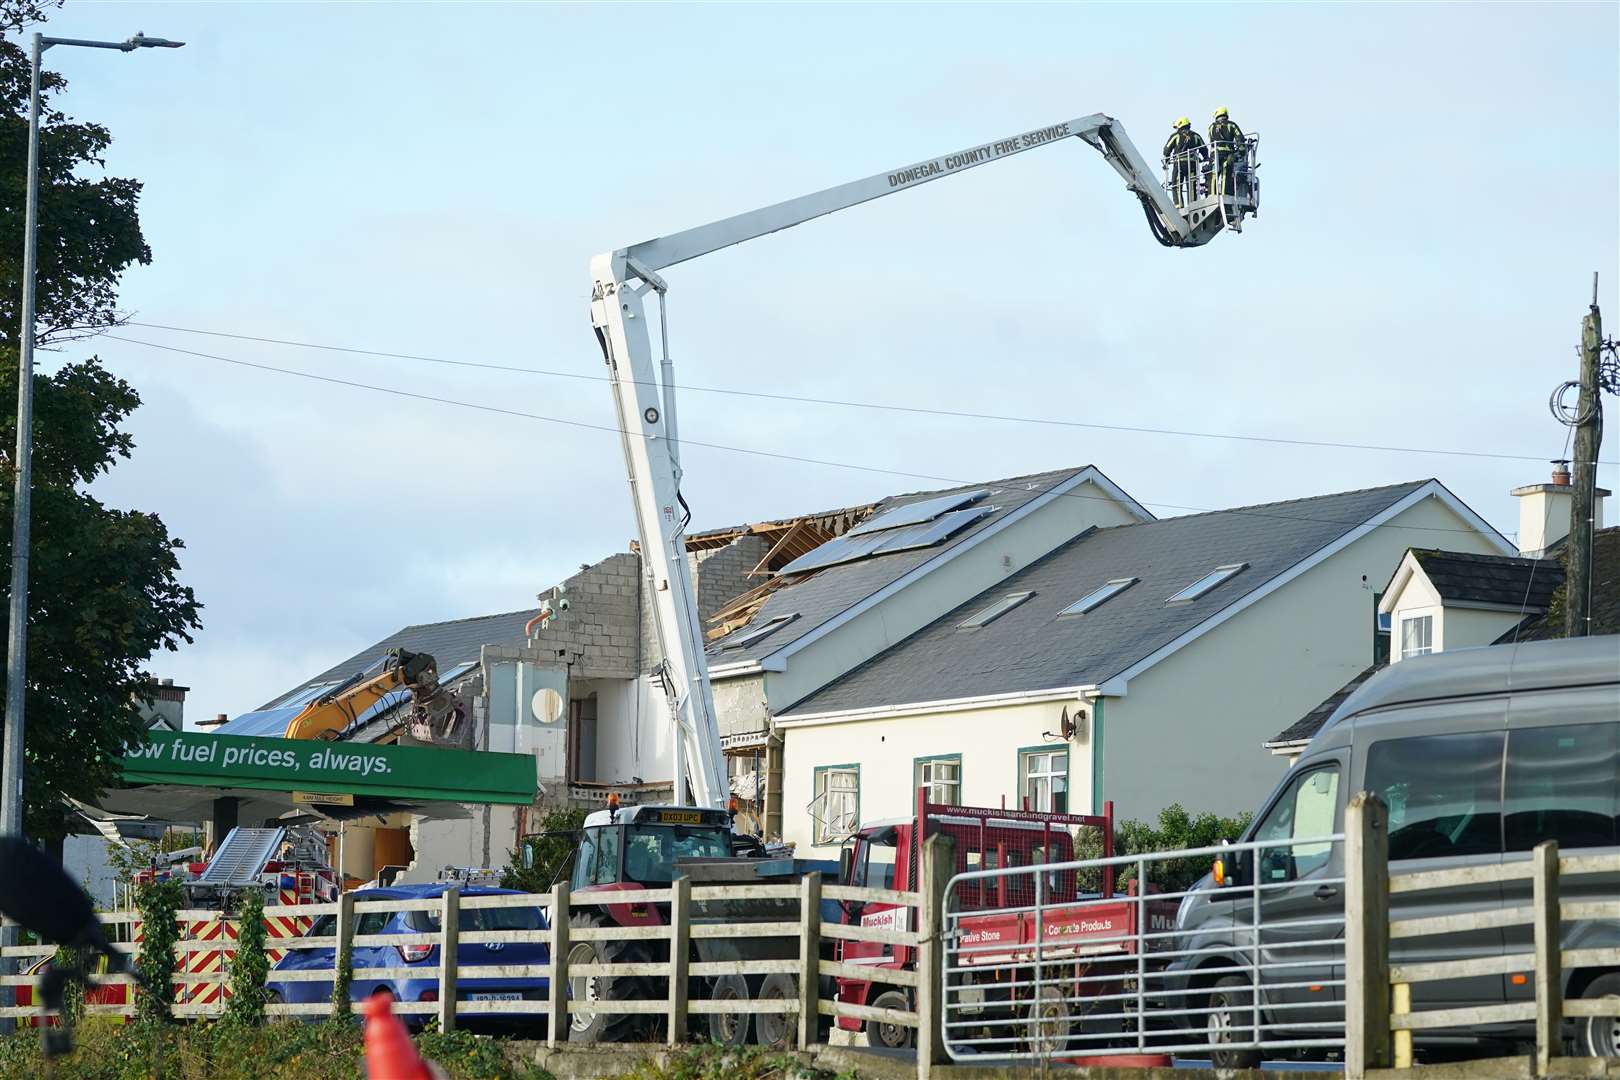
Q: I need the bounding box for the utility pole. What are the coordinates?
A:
[0,30,184,843]
[1564,273,1602,638]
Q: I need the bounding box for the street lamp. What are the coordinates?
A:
[1,30,185,841]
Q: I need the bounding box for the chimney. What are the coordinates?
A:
[1513,461,1608,557]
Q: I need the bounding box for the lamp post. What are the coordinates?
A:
[1,29,184,843]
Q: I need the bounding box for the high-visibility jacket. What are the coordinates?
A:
[1208,118,1245,154]
[1162,129,1207,168]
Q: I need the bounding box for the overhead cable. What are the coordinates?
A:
[106,334,1514,540]
[122,321,1616,467]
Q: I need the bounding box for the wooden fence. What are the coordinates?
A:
[1,836,957,1075]
[1344,792,1620,1075]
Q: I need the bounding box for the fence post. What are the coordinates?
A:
[797,871,821,1050]
[1532,840,1562,1075]
[547,883,570,1049]
[332,890,356,1018]
[438,887,460,1033]
[667,876,690,1046]
[917,832,955,1080]
[1344,791,1391,1077]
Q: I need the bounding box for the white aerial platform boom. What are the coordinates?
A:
[590,112,1258,810]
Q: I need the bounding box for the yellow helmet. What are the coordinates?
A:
[1214,107,1229,119]
[1174,117,1190,130]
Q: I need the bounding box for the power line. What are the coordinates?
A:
[122,320,1617,467]
[105,333,1513,540]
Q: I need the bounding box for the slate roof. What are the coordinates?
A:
[1406,548,1563,610]
[1265,664,1384,749]
[706,467,1128,666]
[250,607,540,712]
[783,480,1431,717]
[1498,526,1620,643]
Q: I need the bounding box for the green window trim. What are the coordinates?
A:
[811,762,861,846]
[913,753,963,805]
[1091,698,1106,815]
[1014,743,1071,814]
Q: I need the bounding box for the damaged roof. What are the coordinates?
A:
[704,466,1142,667]
[782,481,1433,717]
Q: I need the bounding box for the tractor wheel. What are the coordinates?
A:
[865,989,914,1050]
[1206,974,1262,1070]
[1577,973,1620,1058]
[566,912,653,1044]
[754,974,798,1049]
[706,974,752,1046]
[1025,985,1072,1057]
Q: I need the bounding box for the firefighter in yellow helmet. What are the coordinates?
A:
[1207,107,1245,197]
[1162,117,1206,208]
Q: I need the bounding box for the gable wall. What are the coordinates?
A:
[1099,493,1502,822]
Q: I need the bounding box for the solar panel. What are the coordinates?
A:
[779,504,994,575]
[869,506,992,555]
[845,489,989,537]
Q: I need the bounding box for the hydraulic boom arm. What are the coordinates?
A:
[282,648,439,741]
[590,112,1251,810]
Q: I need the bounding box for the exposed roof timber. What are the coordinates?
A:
[685,503,879,552]
[750,519,835,577]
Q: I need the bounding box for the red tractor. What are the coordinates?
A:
[834,792,1179,1053]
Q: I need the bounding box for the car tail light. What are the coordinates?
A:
[417,988,439,1002]
[397,943,433,963]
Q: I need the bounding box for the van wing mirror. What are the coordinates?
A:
[838,848,854,886]
[1212,841,1247,888]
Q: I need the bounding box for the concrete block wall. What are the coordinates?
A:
[690,534,771,625]
[528,552,643,680]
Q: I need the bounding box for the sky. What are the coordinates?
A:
[20,1,1620,721]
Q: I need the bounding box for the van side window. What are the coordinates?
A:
[1366,732,1504,861]
[1504,723,1620,852]
[1252,764,1341,880]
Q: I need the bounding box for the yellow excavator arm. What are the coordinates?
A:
[282,649,439,741]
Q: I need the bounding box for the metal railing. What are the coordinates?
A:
[940,830,1346,1065]
[1161,134,1260,213]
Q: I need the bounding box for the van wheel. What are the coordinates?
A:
[1207,975,1262,1069]
[866,990,913,1049]
[1578,973,1620,1058]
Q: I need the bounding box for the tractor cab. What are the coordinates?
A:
[570,803,736,891]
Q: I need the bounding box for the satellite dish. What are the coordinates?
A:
[531,687,565,724]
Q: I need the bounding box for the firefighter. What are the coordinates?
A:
[1208,107,1245,197]
[1162,117,1206,207]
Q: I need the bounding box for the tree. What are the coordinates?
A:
[0,2,200,842]
[1076,802,1254,894]
[502,806,586,892]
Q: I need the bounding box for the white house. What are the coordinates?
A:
[764,479,1513,854]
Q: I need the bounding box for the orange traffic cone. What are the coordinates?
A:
[362,993,444,1080]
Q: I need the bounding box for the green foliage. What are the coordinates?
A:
[0,1017,557,1080]
[624,1041,847,1080]
[225,889,270,1027]
[501,807,586,893]
[1074,803,1254,894]
[52,941,87,1026]
[134,879,181,1025]
[0,4,201,843]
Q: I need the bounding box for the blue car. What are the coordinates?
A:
[268,883,550,1031]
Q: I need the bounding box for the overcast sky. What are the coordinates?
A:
[25,1,1620,721]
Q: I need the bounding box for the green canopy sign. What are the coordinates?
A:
[119,730,536,806]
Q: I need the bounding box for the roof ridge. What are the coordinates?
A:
[1088,479,1432,533]
[396,606,541,633]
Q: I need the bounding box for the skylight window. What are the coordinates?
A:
[1166,563,1248,604]
[724,612,801,650]
[1058,577,1138,617]
[958,591,1034,630]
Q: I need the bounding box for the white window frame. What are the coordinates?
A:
[812,765,859,845]
[1059,577,1138,617]
[916,756,962,805]
[1020,749,1069,813]
[1165,563,1248,604]
[1399,613,1434,660]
